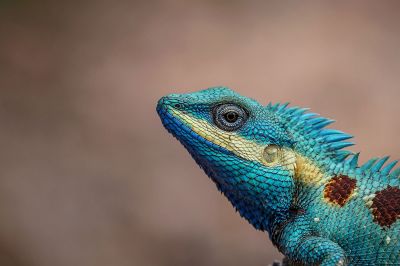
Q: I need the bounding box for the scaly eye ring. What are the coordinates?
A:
[212,103,248,131]
[263,144,281,165]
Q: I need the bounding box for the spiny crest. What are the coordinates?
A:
[266,102,400,178]
[267,102,354,163]
[340,154,400,179]
[356,156,400,177]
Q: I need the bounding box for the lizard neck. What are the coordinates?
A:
[222,189,275,231]
[222,188,294,233]
[213,162,296,232]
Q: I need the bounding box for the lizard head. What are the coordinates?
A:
[157,87,296,230]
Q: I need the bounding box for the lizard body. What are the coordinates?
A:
[157,87,400,266]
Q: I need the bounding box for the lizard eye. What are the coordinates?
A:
[213,103,248,131]
[263,144,280,164]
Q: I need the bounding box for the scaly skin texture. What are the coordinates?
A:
[157,87,400,266]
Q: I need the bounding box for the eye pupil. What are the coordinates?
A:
[224,112,238,122]
[174,103,182,108]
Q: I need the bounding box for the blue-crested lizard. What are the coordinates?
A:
[157,87,400,266]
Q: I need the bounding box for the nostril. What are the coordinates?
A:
[157,94,185,111]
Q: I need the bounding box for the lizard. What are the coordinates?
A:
[156,86,400,266]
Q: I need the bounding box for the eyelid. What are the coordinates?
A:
[212,102,250,116]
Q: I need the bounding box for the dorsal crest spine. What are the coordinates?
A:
[266,102,400,177]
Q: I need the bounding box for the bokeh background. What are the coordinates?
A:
[0,1,399,266]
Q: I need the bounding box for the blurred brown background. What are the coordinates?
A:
[0,1,399,266]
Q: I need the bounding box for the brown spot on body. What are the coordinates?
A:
[371,186,400,228]
[324,175,357,206]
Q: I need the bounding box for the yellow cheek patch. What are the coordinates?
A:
[172,109,263,162]
[171,109,298,174]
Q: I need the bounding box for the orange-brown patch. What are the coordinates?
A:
[371,186,400,228]
[324,175,357,206]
